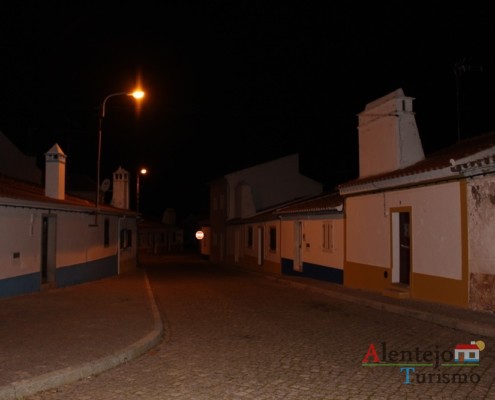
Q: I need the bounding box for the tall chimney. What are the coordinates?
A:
[111,166,129,209]
[44,143,66,200]
[357,88,425,178]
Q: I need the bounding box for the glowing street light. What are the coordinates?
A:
[95,90,145,220]
[136,167,148,214]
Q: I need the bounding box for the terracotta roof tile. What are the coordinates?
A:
[275,191,343,215]
[0,174,93,206]
[339,131,495,189]
[0,174,132,213]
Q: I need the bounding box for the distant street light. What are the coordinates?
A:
[95,90,145,222]
[136,167,148,214]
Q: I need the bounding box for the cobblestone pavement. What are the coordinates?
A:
[25,257,495,399]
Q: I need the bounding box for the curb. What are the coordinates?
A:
[263,274,495,339]
[0,271,163,400]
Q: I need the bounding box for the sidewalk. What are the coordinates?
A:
[1,255,495,399]
[263,271,495,339]
[0,268,163,400]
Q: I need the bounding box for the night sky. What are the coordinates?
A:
[1,3,495,221]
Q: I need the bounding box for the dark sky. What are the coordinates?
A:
[1,3,495,221]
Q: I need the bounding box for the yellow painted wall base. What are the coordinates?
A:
[344,261,390,292]
[345,261,469,308]
[412,272,468,308]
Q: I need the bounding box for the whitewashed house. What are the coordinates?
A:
[275,192,344,282]
[225,210,282,273]
[218,190,343,279]
[0,143,138,298]
[339,88,495,310]
[209,153,323,265]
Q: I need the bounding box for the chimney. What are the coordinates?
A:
[111,166,129,209]
[44,144,67,200]
[357,88,425,178]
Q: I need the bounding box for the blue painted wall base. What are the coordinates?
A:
[281,258,343,284]
[0,272,40,298]
[0,255,118,299]
[57,255,118,287]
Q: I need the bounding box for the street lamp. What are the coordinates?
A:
[95,90,145,219]
[136,167,148,214]
[136,166,148,267]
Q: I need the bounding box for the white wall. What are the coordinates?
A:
[57,213,120,266]
[119,216,137,263]
[0,208,41,278]
[281,217,344,269]
[346,182,462,279]
[227,220,282,265]
[280,220,295,260]
[346,194,390,268]
[225,154,322,219]
[0,205,131,280]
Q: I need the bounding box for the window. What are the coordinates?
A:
[247,226,253,248]
[104,218,110,247]
[322,221,334,252]
[269,226,276,252]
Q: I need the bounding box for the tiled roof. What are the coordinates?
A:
[0,174,132,214]
[225,191,344,224]
[228,209,279,224]
[275,191,343,215]
[0,174,89,205]
[339,131,495,190]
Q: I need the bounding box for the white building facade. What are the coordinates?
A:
[0,144,138,298]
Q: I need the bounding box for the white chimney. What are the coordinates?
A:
[357,88,425,178]
[111,166,129,209]
[44,143,66,200]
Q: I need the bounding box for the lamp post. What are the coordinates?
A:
[136,167,148,267]
[136,167,148,214]
[95,90,144,220]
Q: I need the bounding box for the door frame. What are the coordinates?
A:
[390,207,412,285]
[293,220,303,272]
[257,226,264,266]
[41,214,57,285]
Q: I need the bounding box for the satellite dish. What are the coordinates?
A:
[100,179,111,192]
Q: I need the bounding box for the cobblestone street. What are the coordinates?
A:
[26,258,495,399]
